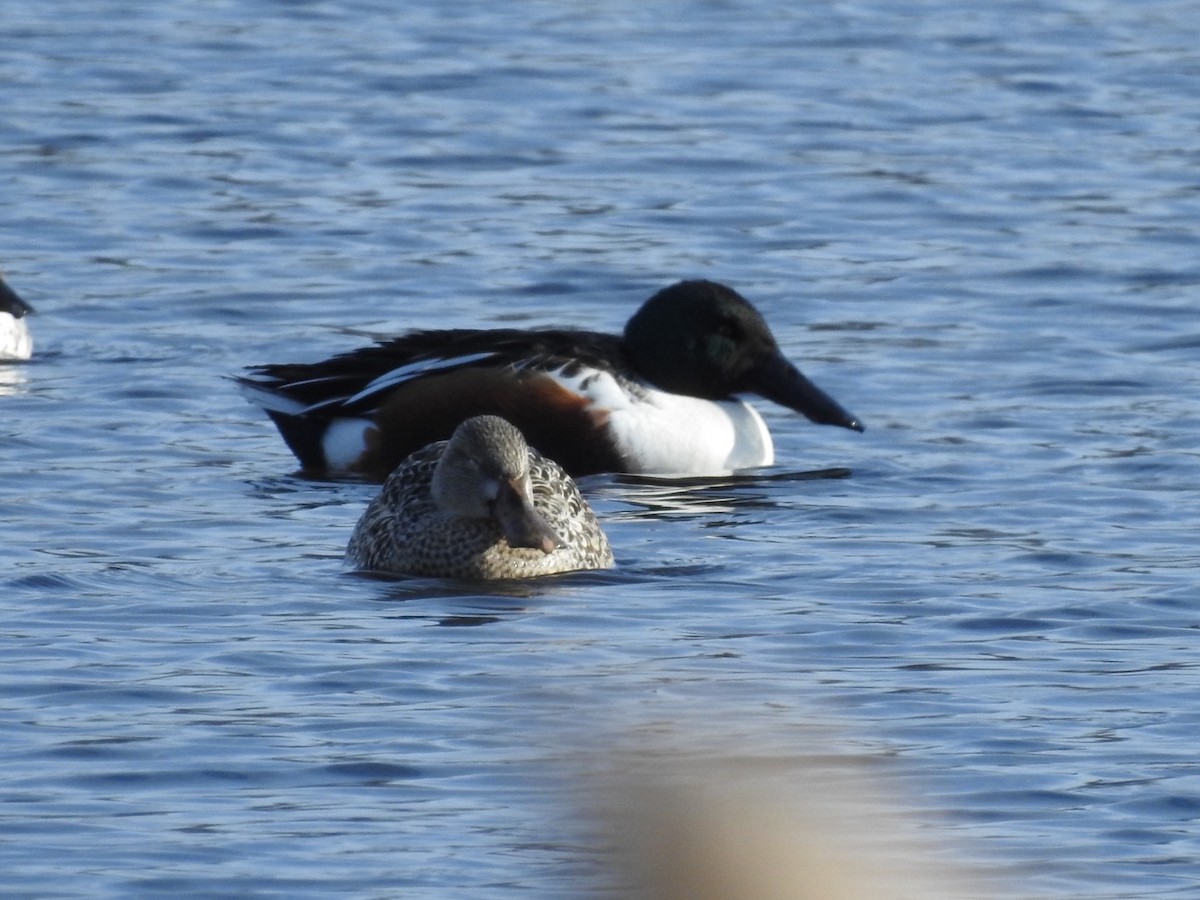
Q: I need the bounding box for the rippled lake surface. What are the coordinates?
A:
[5,1,1200,896]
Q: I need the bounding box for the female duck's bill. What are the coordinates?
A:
[239,279,862,480]
[347,415,614,579]
[0,276,34,361]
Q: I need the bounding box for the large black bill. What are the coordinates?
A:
[746,352,864,432]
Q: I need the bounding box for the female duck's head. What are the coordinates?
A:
[431,415,565,553]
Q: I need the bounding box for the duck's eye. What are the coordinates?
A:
[705,326,740,360]
[481,476,504,506]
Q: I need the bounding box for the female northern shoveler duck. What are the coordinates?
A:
[0,275,34,361]
[347,415,613,578]
[239,279,863,480]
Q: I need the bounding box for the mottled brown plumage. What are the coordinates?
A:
[347,416,613,578]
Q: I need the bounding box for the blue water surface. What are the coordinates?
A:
[4,1,1200,897]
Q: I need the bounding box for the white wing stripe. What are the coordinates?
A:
[338,351,498,408]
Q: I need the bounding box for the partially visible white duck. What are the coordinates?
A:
[0,275,34,361]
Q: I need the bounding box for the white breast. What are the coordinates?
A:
[0,312,32,361]
[548,367,774,476]
[611,390,774,475]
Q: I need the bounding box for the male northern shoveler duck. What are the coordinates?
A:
[0,275,34,361]
[347,415,613,578]
[238,279,863,480]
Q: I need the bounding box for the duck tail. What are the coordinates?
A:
[234,377,333,471]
